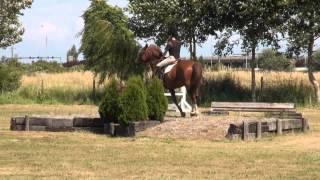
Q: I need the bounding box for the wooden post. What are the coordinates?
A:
[109,123,115,136]
[256,121,262,139]
[302,118,308,132]
[243,121,249,140]
[260,76,264,101]
[41,79,44,95]
[92,78,96,101]
[25,115,29,131]
[276,119,282,135]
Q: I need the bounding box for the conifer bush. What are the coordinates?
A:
[146,78,168,121]
[0,64,22,92]
[119,76,148,125]
[99,79,122,123]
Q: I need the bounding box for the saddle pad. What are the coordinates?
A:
[164,62,177,74]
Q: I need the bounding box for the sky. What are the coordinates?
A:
[2,0,316,62]
[0,0,128,62]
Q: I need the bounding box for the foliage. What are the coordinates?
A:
[25,60,65,73]
[0,0,33,48]
[206,0,289,101]
[99,79,122,123]
[119,76,148,125]
[211,63,227,71]
[202,71,317,106]
[128,0,211,58]
[0,63,22,93]
[314,51,320,70]
[66,45,79,61]
[286,0,320,102]
[258,49,293,71]
[81,0,145,82]
[200,73,251,105]
[146,78,167,121]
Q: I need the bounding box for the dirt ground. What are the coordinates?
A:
[139,108,266,140]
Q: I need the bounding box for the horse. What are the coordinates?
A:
[137,44,203,117]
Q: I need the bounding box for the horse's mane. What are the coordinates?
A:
[144,44,163,62]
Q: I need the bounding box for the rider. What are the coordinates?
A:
[156,33,182,77]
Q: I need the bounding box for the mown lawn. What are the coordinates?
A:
[0,104,319,179]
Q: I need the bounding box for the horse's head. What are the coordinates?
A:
[137,44,163,65]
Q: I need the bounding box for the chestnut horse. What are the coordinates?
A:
[138,44,203,117]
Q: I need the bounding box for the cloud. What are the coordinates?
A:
[39,22,58,34]
[23,21,69,44]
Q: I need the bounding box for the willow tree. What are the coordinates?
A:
[80,0,144,82]
[286,0,320,103]
[0,0,33,48]
[128,0,210,59]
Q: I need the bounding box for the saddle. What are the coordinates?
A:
[157,60,178,80]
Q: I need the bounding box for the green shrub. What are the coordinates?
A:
[99,79,122,123]
[200,73,251,105]
[212,63,227,71]
[314,50,320,70]
[200,72,315,106]
[119,76,148,125]
[0,64,22,93]
[146,78,168,121]
[24,60,65,74]
[258,49,293,71]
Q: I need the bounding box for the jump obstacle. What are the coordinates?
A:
[10,116,160,137]
[164,86,192,113]
[9,102,309,139]
[211,102,309,140]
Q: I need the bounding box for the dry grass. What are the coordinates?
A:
[0,104,320,179]
[21,70,320,90]
[21,71,97,90]
[204,70,320,88]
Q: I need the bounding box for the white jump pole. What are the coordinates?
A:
[164,86,192,113]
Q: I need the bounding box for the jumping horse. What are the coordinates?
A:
[137,44,203,117]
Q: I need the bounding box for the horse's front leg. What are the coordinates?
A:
[169,89,186,117]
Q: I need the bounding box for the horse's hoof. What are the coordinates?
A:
[190,112,198,117]
[181,112,186,117]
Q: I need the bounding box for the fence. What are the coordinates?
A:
[164,86,192,112]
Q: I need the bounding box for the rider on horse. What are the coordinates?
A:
[156,34,182,78]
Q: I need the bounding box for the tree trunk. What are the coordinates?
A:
[192,36,197,60]
[307,35,320,103]
[251,46,256,102]
[189,39,193,60]
[188,36,197,60]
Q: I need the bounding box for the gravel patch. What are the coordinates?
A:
[139,109,264,140]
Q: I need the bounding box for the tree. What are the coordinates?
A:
[258,49,293,71]
[0,62,22,92]
[0,0,33,48]
[208,0,288,101]
[66,45,78,62]
[119,76,148,125]
[80,0,144,82]
[146,77,168,121]
[286,0,320,102]
[128,0,211,59]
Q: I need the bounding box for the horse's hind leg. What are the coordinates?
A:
[169,89,186,117]
[190,62,203,117]
[189,89,199,117]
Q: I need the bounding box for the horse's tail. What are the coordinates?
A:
[191,61,203,97]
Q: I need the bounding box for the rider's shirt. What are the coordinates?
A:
[164,38,181,59]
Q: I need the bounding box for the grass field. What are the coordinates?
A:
[0,104,319,179]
